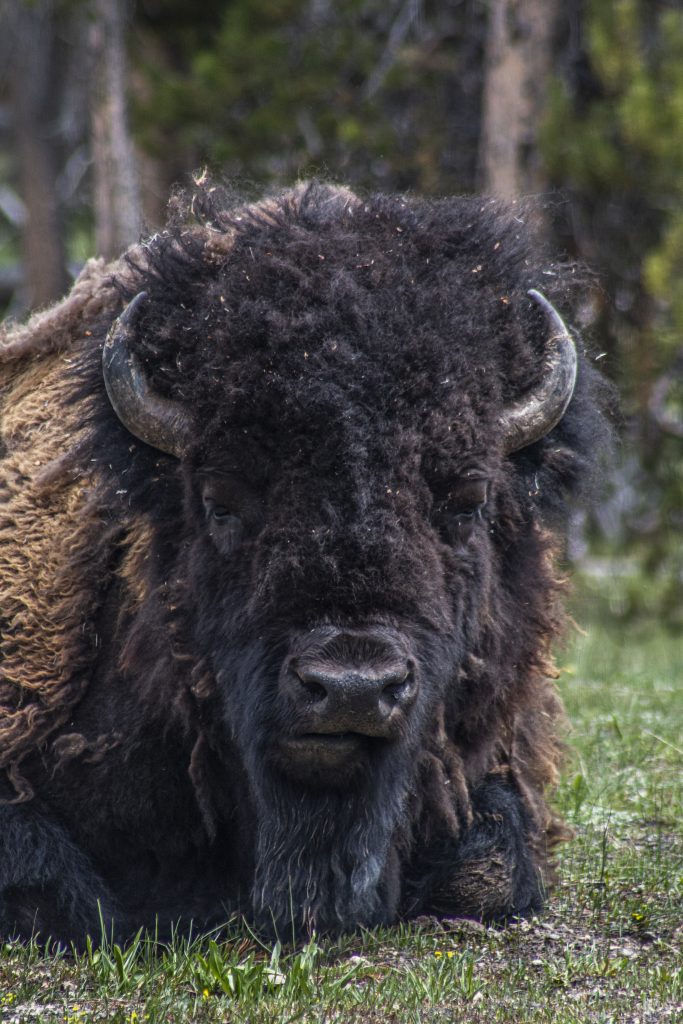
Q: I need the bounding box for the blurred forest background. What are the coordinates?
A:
[0,0,681,628]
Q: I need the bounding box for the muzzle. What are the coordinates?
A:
[276,625,418,783]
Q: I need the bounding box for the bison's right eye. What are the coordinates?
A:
[200,478,249,555]
[209,504,232,521]
[199,470,265,554]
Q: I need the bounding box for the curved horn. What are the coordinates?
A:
[103,292,193,458]
[500,289,578,454]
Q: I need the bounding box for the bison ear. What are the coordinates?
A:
[499,289,578,455]
[102,292,193,459]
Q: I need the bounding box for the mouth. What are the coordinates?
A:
[284,732,366,756]
[277,732,377,784]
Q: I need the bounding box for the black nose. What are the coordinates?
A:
[283,654,417,737]
[298,662,414,707]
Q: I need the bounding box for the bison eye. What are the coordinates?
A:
[201,491,245,555]
[204,502,244,554]
[198,470,264,554]
[209,504,231,521]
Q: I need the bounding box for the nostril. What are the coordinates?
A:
[380,667,417,710]
[382,672,410,703]
[295,671,328,703]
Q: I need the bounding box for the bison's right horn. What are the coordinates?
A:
[499,289,578,454]
[102,292,193,458]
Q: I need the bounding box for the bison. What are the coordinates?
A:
[0,182,609,943]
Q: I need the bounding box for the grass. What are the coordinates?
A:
[1,583,681,1023]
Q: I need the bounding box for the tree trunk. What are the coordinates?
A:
[478,0,559,199]
[6,0,68,310]
[90,0,142,259]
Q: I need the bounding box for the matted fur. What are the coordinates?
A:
[0,181,610,939]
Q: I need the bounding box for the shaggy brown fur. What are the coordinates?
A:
[0,261,123,800]
[0,181,609,940]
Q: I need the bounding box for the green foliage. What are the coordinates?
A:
[542,0,683,372]
[542,1,683,324]
[544,3,683,195]
[541,1,683,619]
[132,0,483,194]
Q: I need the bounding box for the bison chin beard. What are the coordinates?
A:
[249,755,411,939]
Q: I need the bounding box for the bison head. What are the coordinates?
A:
[93,184,594,936]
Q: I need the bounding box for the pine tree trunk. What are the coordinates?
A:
[90,0,142,259]
[478,0,559,198]
[6,0,68,310]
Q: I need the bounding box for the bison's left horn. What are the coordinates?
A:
[500,289,578,454]
[103,292,193,459]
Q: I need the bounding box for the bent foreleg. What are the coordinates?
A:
[0,803,119,944]
[404,767,547,921]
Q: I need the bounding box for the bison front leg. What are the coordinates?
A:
[405,768,547,922]
[0,803,118,944]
